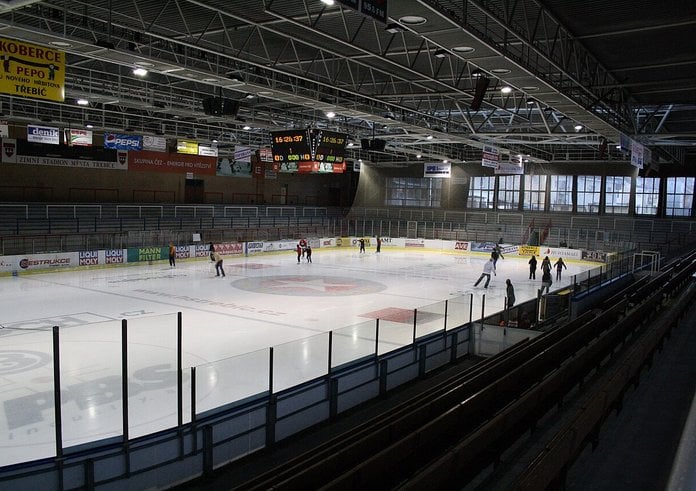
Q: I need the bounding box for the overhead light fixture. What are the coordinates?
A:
[385,23,405,34]
[574,124,583,131]
[242,125,251,130]
[416,154,422,159]
[434,49,448,58]
[320,0,334,5]
[526,98,535,105]
[132,67,148,76]
[212,138,218,143]
[426,135,433,140]
[443,159,448,164]
[399,15,427,25]
[325,111,336,119]
[501,86,512,94]
[245,93,255,99]
[347,142,354,147]
[471,68,485,78]
[76,98,89,106]
[85,123,94,129]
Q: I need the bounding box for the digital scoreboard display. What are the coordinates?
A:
[271,129,348,173]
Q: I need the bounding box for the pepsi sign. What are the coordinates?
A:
[103,133,143,151]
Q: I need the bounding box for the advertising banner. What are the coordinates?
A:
[0,252,78,273]
[482,144,500,168]
[245,241,264,255]
[518,245,539,257]
[198,144,218,157]
[424,163,451,178]
[540,247,582,260]
[495,161,523,175]
[453,241,469,252]
[127,247,165,262]
[129,150,216,175]
[217,242,244,256]
[194,244,210,258]
[143,135,167,152]
[104,133,142,151]
[0,37,65,102]
[582,250,608,263]
[630,140,644,169]
[27,124,60,144]
[1,139,127,169]
[177,140,198,155]
[65,129,93,146]
[0,121,7,137]
[105,249,125,264]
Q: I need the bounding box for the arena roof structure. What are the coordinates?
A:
[0,0,694,168]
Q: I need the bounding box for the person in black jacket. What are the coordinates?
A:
[528,254,537,279]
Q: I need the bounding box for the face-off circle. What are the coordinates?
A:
[232,275,386,296]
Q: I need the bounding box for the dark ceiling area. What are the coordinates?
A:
[0,0,693,168]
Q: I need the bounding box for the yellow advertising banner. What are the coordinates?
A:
[518,245,539,256]
[177,140,198,155]
[0,37,65,102]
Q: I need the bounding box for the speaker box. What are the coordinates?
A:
[370,139,386,152]
[470,76,490,111]
[361,138,370,149]
[203,97,240,117]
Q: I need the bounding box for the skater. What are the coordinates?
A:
[554,257,567,281]
[306,244,312,263]
[168,242,176,267]
[528,254,537,279]
[359,238,365,253]
[212,251,225,277]
[209,242,215,262]
[376,237,381,253]
[491,243,504,267]
[299,238,307,258]
[474,258,495,289]
[505,279,515,308]
[296,243,302,263]
[540,267,553,295]
[541,256,552,274]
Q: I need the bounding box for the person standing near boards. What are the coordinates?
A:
[212,251,225,277]
[209,242,215,262]
[168,242,176,267]
[506,279,515,308]
[296,243,302,263]
[541,256,552,274]
[528,254,537,279]
[554,257,567,281]
[376,237,382,253]
[359,238,366,253]
[306,244,312,263]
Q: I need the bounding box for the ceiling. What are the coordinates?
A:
[0,0,694,168]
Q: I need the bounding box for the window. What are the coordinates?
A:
[497,175,520,210]
[549,175,573,212]
[468,176,495,209]
[523,175,547,211]
[385,177,442,207]
[635,177,660,215]
[605,176,631,214]
[665,177,694,217]
[577,175,601,213]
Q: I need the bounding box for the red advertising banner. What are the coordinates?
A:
[128,150,217,175]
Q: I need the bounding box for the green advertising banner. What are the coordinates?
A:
[127,246,166,262]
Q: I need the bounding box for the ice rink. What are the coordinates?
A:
[0,247,594,466]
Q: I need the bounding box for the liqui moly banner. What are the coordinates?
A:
[103,133,143,151]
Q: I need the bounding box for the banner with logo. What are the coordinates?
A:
[198,144,218,157]
[482,144,500,168]
[424,163,451,178]
[216,146,253,177]
[0,120,8,137]
[495,161,523,175]
[177,139,198,155]
[1,138,127,169]
[104,133,142,151]
[143,135,167,152]
[128,150,216,175]
[27,124,59,144]
[65,128,92,146]
[630,140,644,169]
[0,252,78,273]
[0,37,65,102]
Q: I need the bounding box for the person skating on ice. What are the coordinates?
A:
[474,258,495,289]
[528,254,537,279]
[212,251,225,277]
[168,242,176,267]
[359,238,365,253]
[306,244,312,263]
[506,279,515,308]
[554,257,567,281]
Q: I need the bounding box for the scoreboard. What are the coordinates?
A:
[271,129,348,173]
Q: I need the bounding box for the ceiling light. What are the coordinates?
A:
[471,68,485,78]
[325,111,336,119]
[452,46,475,54]
[385,23,405,34]
[76,98,89,106]
[434,49,448,58]
[399,15,427,25]
[241,125,251,130]
[574,124,583,131]
[132,67,148,76]
[348,142,354,147]
[85,123,94,129]
[212,139,218,143]
[526,98,535,105]
[443,159,448,164]
[245,93,255,99]
[50,41,72,48]
[416,154,422,159]
[521,86,539,92]
[320,0,334,5]
[501,86,512,94]
[358,159,363,163]
[491,68,511,74]
[426,135,433,140]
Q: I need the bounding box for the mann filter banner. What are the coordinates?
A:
[0,37,65,102]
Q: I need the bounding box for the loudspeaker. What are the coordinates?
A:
[361,138,370,149]
[470,76,490,111]
[203,97,240,117]
[371,139,386,152]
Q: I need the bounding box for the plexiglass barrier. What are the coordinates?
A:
[414,300,447,339]
[375,319,415,355]
[446,294,472,329]
[194,347,270,416]
[331,320,377,369]
[272,332,330,392]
